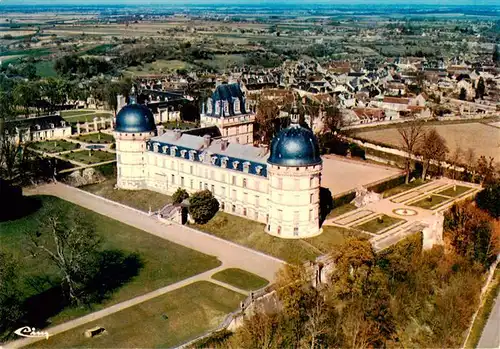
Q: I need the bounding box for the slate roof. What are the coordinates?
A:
[182,126,222,139]
[212,83,244,101]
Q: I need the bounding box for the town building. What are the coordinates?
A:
[4,114,71,143]
[114,99,323,239]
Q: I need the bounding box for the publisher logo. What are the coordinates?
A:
[14,326,49,340]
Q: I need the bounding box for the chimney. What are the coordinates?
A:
[220,139,229,151]
[203,134,211,147]
[173,129,182,140]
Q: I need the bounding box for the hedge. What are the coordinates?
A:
[367,175,406,193]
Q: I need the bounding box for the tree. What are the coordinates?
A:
[255,99,279,145]
[188,190,219,224]
[493,44,499,65]
[28,212,100,304]
[448,145,463,180]
[464,148,476,181]
[323,104,343,133]
[172,188,189,204]
[476,156,497,186]
[397,118,425,183]
[0,251,24,336]
[444,202,495,267]
[476,181,500,218]
[476,77,486,99]
[418,128,448,180]
[459,87,467,100]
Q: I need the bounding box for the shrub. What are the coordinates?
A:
[75,143,81,149]
[189,190,219,224]
[110,143,116,150]
[476,182,500,218]
[349,143,366,159]
[172,188,189,204]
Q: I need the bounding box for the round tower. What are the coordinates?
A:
[266,106,323,239]
[114,95,157,190]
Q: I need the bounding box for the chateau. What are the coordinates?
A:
[114,87,323,239]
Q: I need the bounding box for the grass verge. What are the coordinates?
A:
[60,150,116,164]
[383,179,427,198]
[0,195,220,329]
[26,281,243,349]
[437,185,472,198]
[212,268,269,291]
[410,195,450,209]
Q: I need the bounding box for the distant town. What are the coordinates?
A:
[0,3,499,349]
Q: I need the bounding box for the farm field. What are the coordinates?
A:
[354,122,500,160]
[125,59,195,75]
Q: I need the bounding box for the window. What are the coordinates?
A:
[243,208,247,216]
[171,174,175,184]
[278,209,283,220]
[243,178,247,188]
[255,196,259,207]
[221,202,225,210]
[190,166,193,174]
[310,177,314,188]
[190,179,194,189]
[204,183,208,190]
[236,137,239,143]
[211,185,214,193]
[232,161,239,170]
[243,192,248,203]
[221,186,226,197]
[232,205,236,213]
[309,209,313,222]
[266,214,269,223]
[232,176,236,185]
[232,189,237,200]
[293,211,299,224]
[243,162,250,173]
[294,227,299,236]
[221,157,228,168]
[277,226,281,235]
[254,211,259,220]
[181,176,184,186]
[199,181,203,189]
[310,193,314,204]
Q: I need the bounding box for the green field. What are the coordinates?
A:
[35,60,57,77]
[354,215,405,234]
[82,178,172,212]
[126,59,195,76]
[191,212,365,263]
[0,196,221,328]
[26,281,243,349]
[30,140,79,153]
[212,268,269,291]
[410,195,451,210]
[61,150,115,164]
[383,179,427,198]
[73,132,114,144]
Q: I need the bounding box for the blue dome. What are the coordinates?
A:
[268,125,322,167]
[115,104,156,133]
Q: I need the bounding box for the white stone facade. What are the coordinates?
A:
[114,130,322,239]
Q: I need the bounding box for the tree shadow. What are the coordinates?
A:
[17,249,143,330]
[0,196,42,222]
[319,187,333,225]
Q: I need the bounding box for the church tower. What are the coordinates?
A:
[114,88,157,190]
[266,104,322,238]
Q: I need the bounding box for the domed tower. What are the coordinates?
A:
[267,105,322,238]
[114,92,157,190]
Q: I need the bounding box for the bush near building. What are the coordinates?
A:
[189,190,220,224]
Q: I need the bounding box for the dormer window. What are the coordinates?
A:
[49,123,55,129]
[162,145,169,153]
[153,143,159,152]
[211,156,218,165]
[61,121,66,127]
[170,146,177,156]
[243,161,250,173]
[189,150,196,161]
[232,161,240,170]
[221,157,228,168]
[180,150,187,158]
[256,166,263,175]
[35,124,41,130]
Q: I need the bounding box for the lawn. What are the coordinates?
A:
[410,195,451,210]
[61,150,116,164]
[73,132,114,144]
[26,281,243,349]
[0,196,221,329]
[191,212,364,263]
[212,268,269,291]
[35,60,57,77]
[163,121,197,130]
[354,214,405,234]
[382,179,427,198]
[61,110,95,117]
[437,185,472,198]
[30,140,79,154]
[82,178,173,212]
[62,112,113,124]
[326,203,357,219]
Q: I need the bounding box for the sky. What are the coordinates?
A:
[1,0,498,5]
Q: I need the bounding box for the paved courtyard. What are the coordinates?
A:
[324,178,482,251]
[321,155,402,195]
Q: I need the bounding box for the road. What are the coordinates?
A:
[477,292,500,349]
